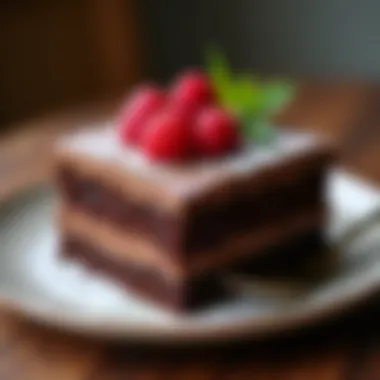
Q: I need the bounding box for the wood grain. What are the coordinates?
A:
[0,81,379,379]
[87,0,143,98]
[0,1,141,126]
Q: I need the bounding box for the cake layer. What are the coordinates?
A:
[59,206,325,279]
[56,128,333,212]
[61,236,224,311]
[57,162,326,255]
[61,228,325,311]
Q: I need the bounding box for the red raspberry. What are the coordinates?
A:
[118,85,165,145]
[141,110,191,161]
[193,107,240,156]
[170,70,215,113]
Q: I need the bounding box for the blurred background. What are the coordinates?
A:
[0,3,379,377]
[1,0,141,127]
[3,0,380,128]
[2,0,380,198]
[143,0,380,81]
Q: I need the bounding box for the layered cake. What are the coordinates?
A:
[54,68,334,311]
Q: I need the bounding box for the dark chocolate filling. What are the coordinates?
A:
[57,165,325,256]
[61,228,325,311]
[186,170,324,252]
[62,236,224,311]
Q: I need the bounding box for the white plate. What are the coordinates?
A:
[0,169,379,343]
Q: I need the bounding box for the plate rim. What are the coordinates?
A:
[0,168,379,343]
[0,278,378,343]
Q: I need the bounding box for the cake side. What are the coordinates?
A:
[55,127,332,208]
[61,223,325,311]
[55,127,333,265]
[59,204,323,279]
[53,62,333,311]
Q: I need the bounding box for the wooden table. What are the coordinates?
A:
[0,82,379,379]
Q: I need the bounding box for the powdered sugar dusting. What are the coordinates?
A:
[58,124,322,197]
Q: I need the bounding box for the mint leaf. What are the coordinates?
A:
[253,121,277,144]
[259,80,295,114]
[242,115,277,144]
[205,45,230,82]
[228,75,262,114]
[205,45,231,104]
[204,46,296,145]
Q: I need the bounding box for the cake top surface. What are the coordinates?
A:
[57,124,330,201]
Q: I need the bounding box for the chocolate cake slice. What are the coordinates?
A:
[54,126,333,311]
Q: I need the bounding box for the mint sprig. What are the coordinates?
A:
[205,46,296,144]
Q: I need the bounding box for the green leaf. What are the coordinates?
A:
[259,80,295,114]
[204,46,295,145]
[254,122,277,144]
[228,75,262,114]
[204,44,230,82]
[242,115,277,144]
[204,45,231,103]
